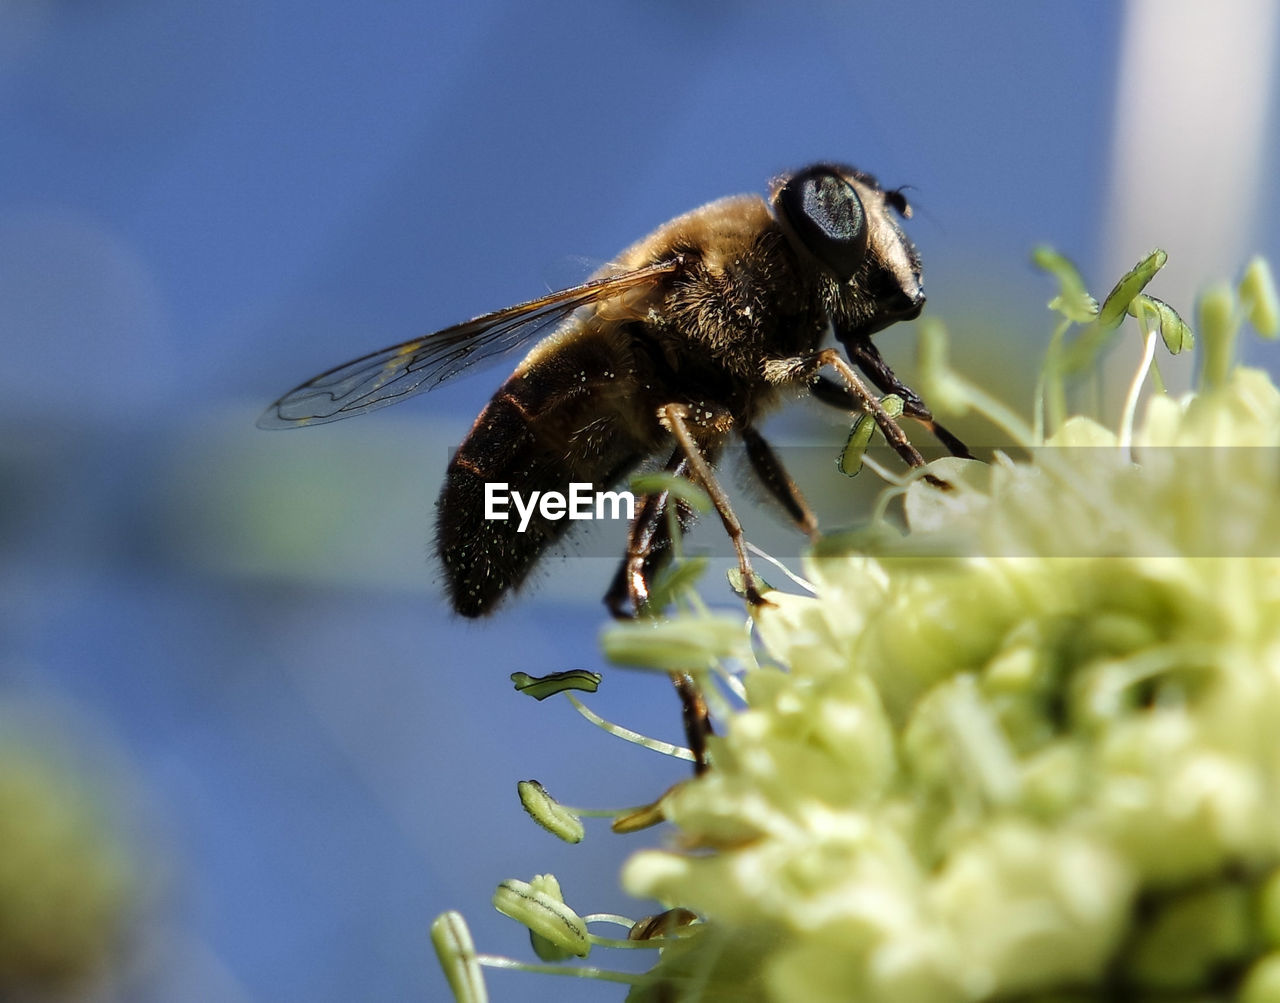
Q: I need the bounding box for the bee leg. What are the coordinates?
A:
[606,587,717,777]
[740,425,819,539]
[603,449,691,619]
[601,449,715,775]
[672,670,713,776]
[603,490,663,618]
[839,338,974,460]
[782,349,929,471]
[659,403,771,609]
[811,375,972,460]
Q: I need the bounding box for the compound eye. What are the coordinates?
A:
[774,167,869,281]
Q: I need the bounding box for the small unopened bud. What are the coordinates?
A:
[611,791,671,834]
[839,394,904,476]
[646,556,710,610]
[430,911,489,1003]
[1197,283,1237,390]
[1129,294,1193,354]
[1099,248,1167,329]
[629,472,712,514]
[726,567,771,599]
[1241,257,1279,339]
[510,669,602,701]
[1032,245,1099,323]
[601,616,746,671]
[629,907,699,941]
[517,780,584,844]
[525,875,580,962]
[493,876,590,958]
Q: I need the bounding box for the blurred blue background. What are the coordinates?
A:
[3,1,1278,1000]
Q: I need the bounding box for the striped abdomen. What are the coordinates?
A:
[435,327,650,616]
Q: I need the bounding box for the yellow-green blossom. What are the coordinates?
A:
[624,367,1280,1001]
[0,742,134,997]
[493,874,591,960]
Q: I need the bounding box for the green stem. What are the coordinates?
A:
[476,954,644,985]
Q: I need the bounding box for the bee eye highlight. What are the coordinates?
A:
[773,167,869,281]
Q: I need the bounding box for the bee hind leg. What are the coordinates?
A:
[603,447,714,774]
[671,670,713,775]
[603,449,691,619]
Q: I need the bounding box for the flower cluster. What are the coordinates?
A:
[434,255,1280,1001]
[621,261,1280,1002]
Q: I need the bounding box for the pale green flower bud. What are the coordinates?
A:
[839,394,904,476]
[492,875,590,959]
[430,911,489,1003]
[601,615,748,671]
[1032,245,1099,323]
[1241,256,1279,338]
[1198,282,1237,388]
[1098,248,1167,329]
[517,780,584,844]
[510,669,601,700]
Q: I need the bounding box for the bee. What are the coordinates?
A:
[259,163,969,618]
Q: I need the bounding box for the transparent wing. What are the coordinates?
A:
[257,259,679,428]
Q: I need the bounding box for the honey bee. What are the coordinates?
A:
[259,163,969,618]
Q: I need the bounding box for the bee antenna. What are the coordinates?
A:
[885,185,916,219]
[888,184,944,234]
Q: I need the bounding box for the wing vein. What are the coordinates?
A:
[257,259,678,428]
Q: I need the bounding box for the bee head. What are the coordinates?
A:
[771,163,924,339]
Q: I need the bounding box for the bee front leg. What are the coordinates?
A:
[839,338,973,459]
[658,403,770,609]
[811,375,972,460]
[771,348,929,471]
